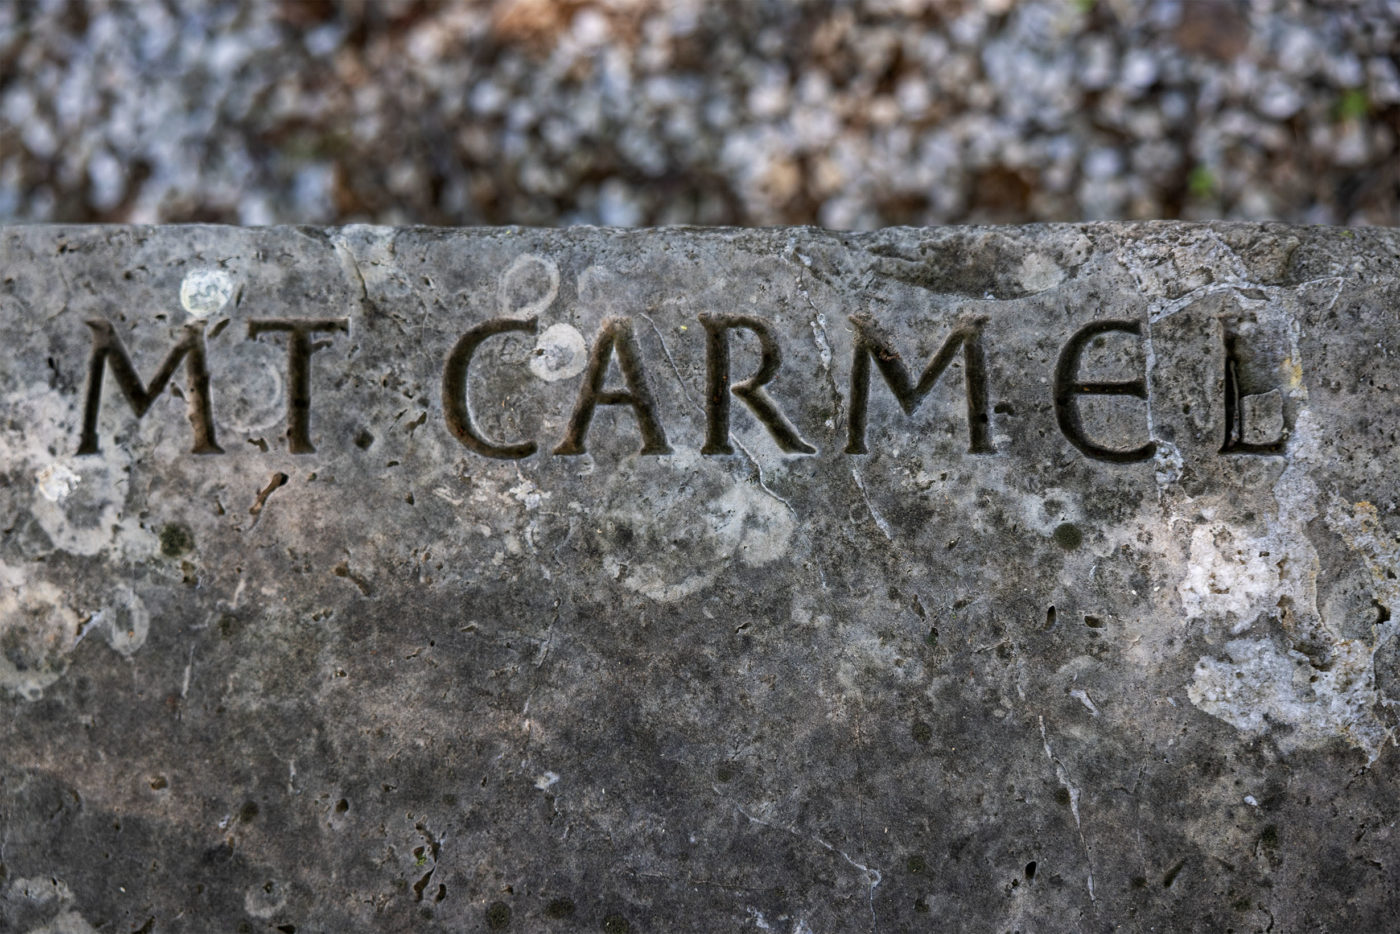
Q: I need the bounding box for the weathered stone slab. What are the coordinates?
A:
[2,223,1400,931]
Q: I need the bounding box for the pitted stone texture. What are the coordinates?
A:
[2,223,1400,932]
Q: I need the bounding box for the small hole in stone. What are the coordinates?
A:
[1053,523,1083,550]
[1163,858,1186,888]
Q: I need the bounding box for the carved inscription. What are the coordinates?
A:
[1220,323,1290,455]
[247,317,349,454]
[845,314,992,455]
[78,319,221,455]
[554,318,672,457]
[699,313,814,455]
[1052,320,1155,463]
[76,303,1292,464]
[442,316,539,460]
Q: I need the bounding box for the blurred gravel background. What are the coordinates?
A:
[1,0,1398,228]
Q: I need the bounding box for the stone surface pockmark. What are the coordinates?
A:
[3,223,1400,932]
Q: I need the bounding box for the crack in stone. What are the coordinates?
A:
[330,232,369,303]
[850,467,893,543]
[638,311,797,517]
[736,805,882,931]
[1040,715,1096,905]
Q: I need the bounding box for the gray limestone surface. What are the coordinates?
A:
[1,222,1400,932]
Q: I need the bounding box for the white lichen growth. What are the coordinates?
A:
[0,565,81,701]
[179,267,235,317]
[529,323,587,382]
[1183,411,1398,761]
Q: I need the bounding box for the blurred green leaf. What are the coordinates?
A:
[1188,165,1216,199]
[1336,87,1369,121]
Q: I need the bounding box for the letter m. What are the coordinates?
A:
[845,313,993,454]
[77,319,222,455]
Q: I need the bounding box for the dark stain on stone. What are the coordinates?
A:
[159,523,194,557]
[863,235,1041,299]
[201,842,233,865]
[1260,824,1280,851]
[1053,522,1083,550]
[485,901,511,929]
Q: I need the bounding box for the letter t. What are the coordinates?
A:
[248,318,350,453]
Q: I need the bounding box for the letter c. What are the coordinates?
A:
[442,317,538,459]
